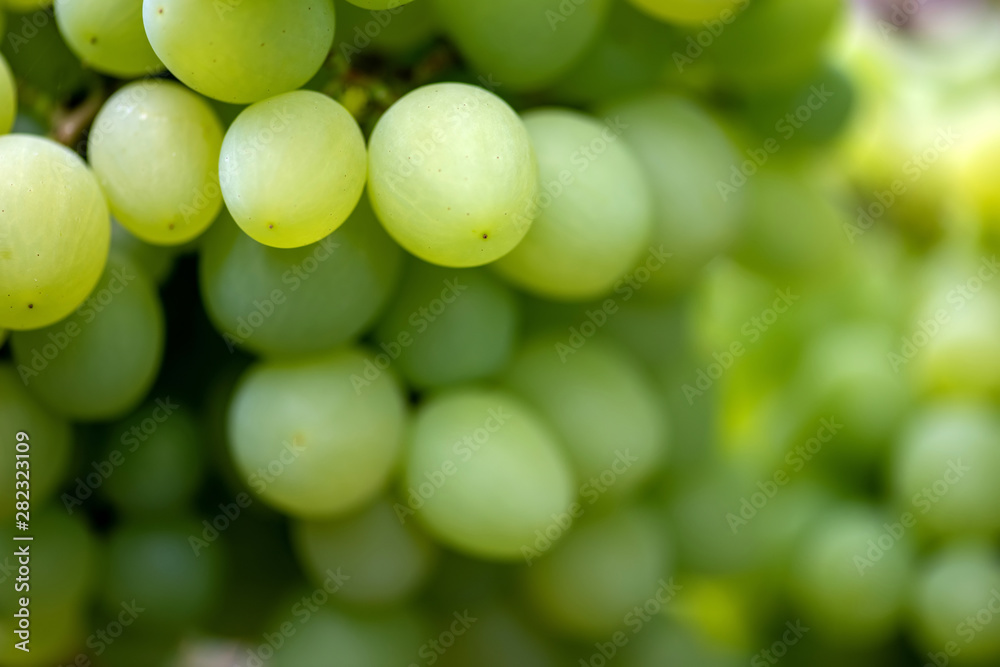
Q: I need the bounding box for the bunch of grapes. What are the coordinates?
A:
[2,0,1000,665]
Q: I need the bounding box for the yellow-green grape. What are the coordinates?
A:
[600,94,743,292]
[494,108,652,301]
[0,134,110,330]
[219,90,367,249]
[344,0,414,8]
[0,364,71,519]
[403,387,574,560]
[2,0,50,10]
[790,505,913,645]
[110,219,178,284]
[367,82,538,267]
[523,509,670,640]
[227,348,407,518]
[429,0,611,92]
[911,541,1000,662]
[10,257,165,421]
[142,0,336,104]
[291,499,436,606]
[0,52,14,134]
[89,80,223,245]
[54,0,163,77]
[504,336,667,502]
[627,0,743,24]
[0,605,86,667]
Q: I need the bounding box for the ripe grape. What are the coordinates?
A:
[0,134,110,330]
[227,347,406,517]
[219,90,367,248]
[626,0,743,24]
[367,82,538,267]
[11,256,165,421]
[54,0,163,77]
[141,0,336,104]
[89,79,224,245]
[344,0,414,8]
[403,387,574,560]
[0,52,14,134]
[374,259,519,388]
[199,202,402,358]
[493,108,653,301]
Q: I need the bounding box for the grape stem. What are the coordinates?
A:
[51,89,106,149]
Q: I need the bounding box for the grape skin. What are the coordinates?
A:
[54,0,163,78]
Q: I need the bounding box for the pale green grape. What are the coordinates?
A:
[11,257,164,421]
[373,259,518,388]
[102,404,205,515]
[429,0,610,91]
[494,108,652,300]
[403,387,574,560]
[626,0,743,24]
[142,0,336,104]
[504,336,667,501]
[789,505,913,645]
[0,52,14,134]
[227,347,406,517]
[0,365,71,519]
[891,403,1000,537]
[54,0,163,77]
[219,90,367,248]
[291,498,436,606]
[523,509,670,639]
[89,79,223,245]
[600,94,743,292]
[0,134,110,330]
[103,520,221,627]
[911,541,1000,662]
[344,0,413,9]
[199,203,402,357]
[367,82,538,267]
[334,0,436,56]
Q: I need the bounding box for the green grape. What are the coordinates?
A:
[291,498,436,606]
[110,219,178,284]
[600,94,743,292]
[710,0,844,91]
[0,509,97,616]
[403,387,574,560]
[2,7,94,98]
[626,0,743,24]
[910,541,1000,662]
[523,509,670,639]
[142,0,336,104]
[10,257,165,421]
[102,404,205,515]
[89,79,223,245]
[374,259,519,388]
[199,203,402,357]
[492,109,653,301]
[219,90,367,248]
[429,0,611,91]
[227,347,406,517]
[54,0,163,77]
[504,336,667,501]
[0,134,110,330]
[0,365,71,518]
[103,519,221,627]
[619,619,747,667]
[267,607,425,667]
[891,403,1000,537]
[0,604,85,667]
[367,82,538,267]
[0,51,14,134]
[344,0,414,9]
[436,604,563,667]
[334,0,436,57]
[789,505,913,645]
[3,0,51,10]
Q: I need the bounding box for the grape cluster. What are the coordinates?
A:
[1,0,1000,665]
